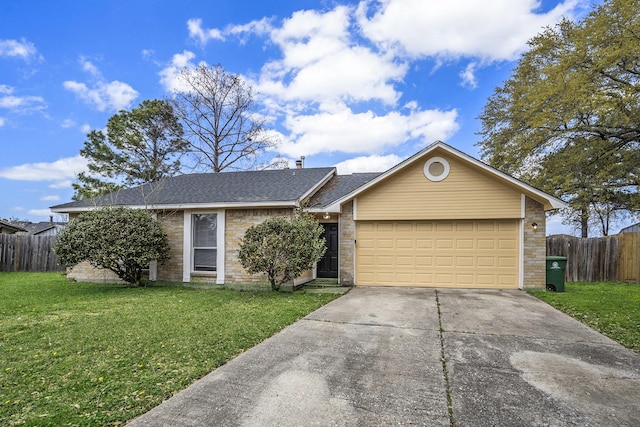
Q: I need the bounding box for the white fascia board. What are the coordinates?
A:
[300,169,337,203]
[51,200,300,214]
[436,143,568,210]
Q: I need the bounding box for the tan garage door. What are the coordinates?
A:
[356,220,519,288]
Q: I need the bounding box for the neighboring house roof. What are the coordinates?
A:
[0,220,27,234]
[51,168,337,213]
[322,141,568,212]
[21,222,66,235]
[0,220,65,235]
[619,222,640,234]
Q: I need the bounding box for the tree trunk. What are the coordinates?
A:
[580,210,589,238]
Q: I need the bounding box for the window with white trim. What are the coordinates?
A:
[192,213,217,271]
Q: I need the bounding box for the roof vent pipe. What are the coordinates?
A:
[296,159,303,169]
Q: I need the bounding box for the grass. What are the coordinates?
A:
[529,281,640,353]
[0,272,340,426]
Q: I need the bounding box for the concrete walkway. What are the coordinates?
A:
[127,287,640,426]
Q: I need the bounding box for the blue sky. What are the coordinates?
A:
[1,0,598,233]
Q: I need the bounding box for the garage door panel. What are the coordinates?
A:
[456,257,474,267]
[477,239,495,249]
[436,239,454,249]
[477,257,496,267]
[416,239,433,249]
[356,220,519,288]
[396,239,414,248]
[457,239,474,249]
[416,256,433,266]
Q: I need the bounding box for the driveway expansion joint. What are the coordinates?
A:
[435,290,456,427]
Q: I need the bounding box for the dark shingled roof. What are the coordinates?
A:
[308,173,381,208]
[52,168,336,210]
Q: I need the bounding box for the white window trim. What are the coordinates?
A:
[183,210,225,284]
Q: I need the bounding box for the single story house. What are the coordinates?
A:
[8,218,66,236]
[0,220,27,234]
[51,141,566,289]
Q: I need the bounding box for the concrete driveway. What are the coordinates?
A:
[127,287,640,426]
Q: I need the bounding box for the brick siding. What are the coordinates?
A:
[339,201,355,286]
[523,197,546,288]
[224,208,294,286]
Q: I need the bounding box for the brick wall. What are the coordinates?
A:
[156,210,184,282]
[523,197,546,288]
[339,201,355,286]
[224,208,294,286]
[67,261,122,283]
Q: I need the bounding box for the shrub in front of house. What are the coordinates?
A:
[238,211,326,291]
[54,207,170,286]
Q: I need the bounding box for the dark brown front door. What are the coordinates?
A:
[318,223,338,278]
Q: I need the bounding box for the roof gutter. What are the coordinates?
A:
[51,200,302,214]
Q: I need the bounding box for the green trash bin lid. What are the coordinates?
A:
[546,256,567,261]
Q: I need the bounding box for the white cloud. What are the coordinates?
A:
[276,104,458,158]
[63,58,138,112]
[49,180,73,189]
[259,46,406,105]
[357,0,579,61]
[40,195,60,201]
[334,154,403,174]
[80,58,102,78]
[0,155,88,182]
[0,38,39,60]
[256,6,407,105]
[187,17,273,47]
[159,50,197,92]
[0,117,5,127]
[63,79,138,112]
[0,93,46,113]
[28,209,55,218]
[459,62,478,89]
[226,18,273,39]
[80,124,91,134]
[61,118,75,128]
[188,18,225,45]
[0,84,13,94]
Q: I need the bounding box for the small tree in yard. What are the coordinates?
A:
[54,207,170,286]
[238,212,326,291]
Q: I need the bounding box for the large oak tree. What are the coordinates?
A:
[478,0,640,236]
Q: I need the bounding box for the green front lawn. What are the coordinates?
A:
[0,272,340,426]
[529,281,640,353]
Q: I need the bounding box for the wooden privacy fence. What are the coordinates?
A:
[546,232,640,283]
[0,234,65,272]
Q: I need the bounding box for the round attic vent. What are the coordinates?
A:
[423,157,450,182]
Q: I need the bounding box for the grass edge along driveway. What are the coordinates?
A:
[529,281,640,354]
[0,272,340,427]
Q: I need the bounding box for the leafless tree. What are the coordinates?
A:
[169,64,276,172]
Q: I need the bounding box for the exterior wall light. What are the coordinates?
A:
[323,213,330,220]
[532,222,538,231]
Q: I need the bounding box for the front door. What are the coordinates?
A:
[318,223,338,278]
